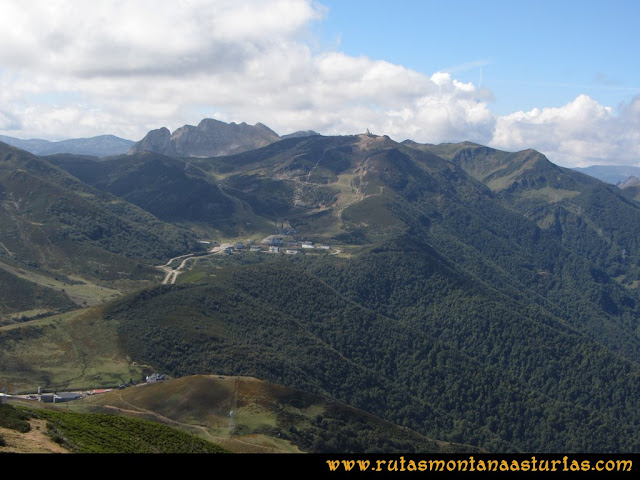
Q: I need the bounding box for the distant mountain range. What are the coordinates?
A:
[573,164,640,184]
[0,134,134,157]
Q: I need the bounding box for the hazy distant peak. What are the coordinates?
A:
[618,175,640,189]
[281,130,321,139]
[573,165,640,184]
[0,134,134,157]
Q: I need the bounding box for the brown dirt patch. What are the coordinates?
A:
[0,418,70,453]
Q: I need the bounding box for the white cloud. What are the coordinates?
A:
[0,0,497,145]
[0,0,323,76]
[491,95,640,167]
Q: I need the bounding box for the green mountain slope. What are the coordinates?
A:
[0,142,204,319]
[101,244,640,453]
[0,267,76,323]
[48,151,237,227]
[4,134,640,454]
[3,401,227,453]
[411,142,640,281]
[401,141,640,357]
[0,306,145,391]
[77,374,478,453]
[0,143,202,267]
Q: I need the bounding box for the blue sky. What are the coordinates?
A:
[0,0,638,167]
[319,0,640,114]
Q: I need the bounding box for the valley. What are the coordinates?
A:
[2,122,640,454]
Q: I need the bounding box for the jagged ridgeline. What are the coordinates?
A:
[3,125,640,454]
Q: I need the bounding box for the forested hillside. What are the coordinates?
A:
[3,133,640,454]
[105,242,640,453]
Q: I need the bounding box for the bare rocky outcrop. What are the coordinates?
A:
[617,175,640,189]
[129,119,281,158]
[130,127,176,156]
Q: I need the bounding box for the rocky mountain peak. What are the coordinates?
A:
[128,127,175,156]
[128,119,281,158]
[618,175,640,189]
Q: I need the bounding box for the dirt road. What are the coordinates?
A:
[157,244,233,285]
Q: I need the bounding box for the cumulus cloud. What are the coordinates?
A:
[491,94,640,167]
[0,0,496,145]
[0,0,323,76]
[0,0,637,168]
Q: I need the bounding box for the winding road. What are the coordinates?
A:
[156,244,233,285]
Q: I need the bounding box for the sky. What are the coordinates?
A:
[0,0,638,167]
